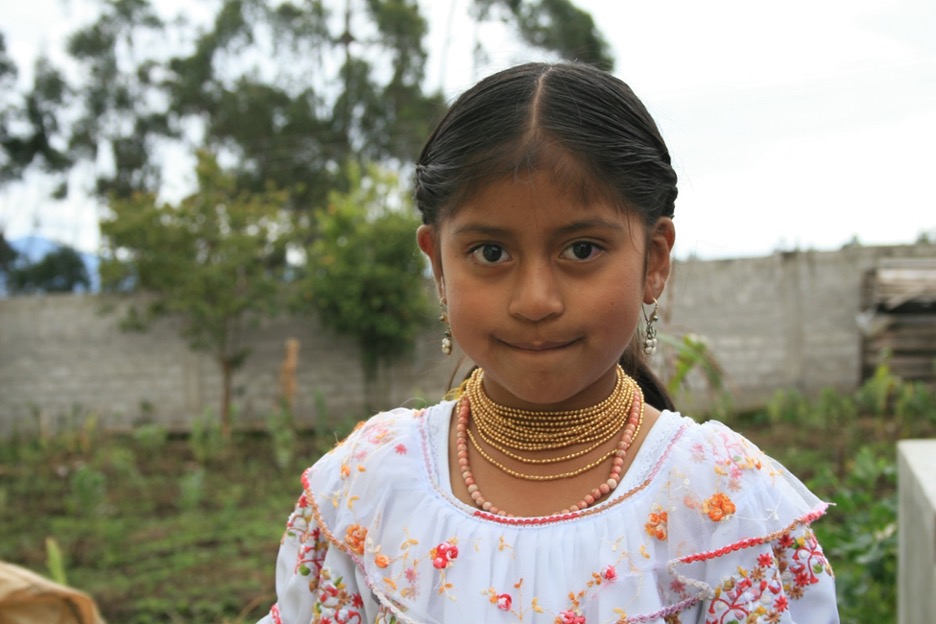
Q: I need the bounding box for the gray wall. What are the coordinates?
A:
[2,243,934,435]
[665,244,936,410]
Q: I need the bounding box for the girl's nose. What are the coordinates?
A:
[508,261,564,322]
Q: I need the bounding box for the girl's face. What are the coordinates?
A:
[418,172,675,411]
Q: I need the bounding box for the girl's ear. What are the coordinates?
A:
[417,224,445,297]
[644,217,676,303]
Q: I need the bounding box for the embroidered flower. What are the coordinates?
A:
[374,553,390,568]
[496,593,512,611]
[313,572,364,623]
[645,509,668,541]
[318,581,342,608]
[431,541,459,569]
[703,492,736,522]
[556,610,586,624]
[602,565,617,582]
[394,443,407,454]
[344,524,367,555]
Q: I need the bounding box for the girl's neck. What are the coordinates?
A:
[474,365,622,414]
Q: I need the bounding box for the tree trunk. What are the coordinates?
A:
[220,358,233,441]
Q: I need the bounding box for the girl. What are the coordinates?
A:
[258,63,839,623]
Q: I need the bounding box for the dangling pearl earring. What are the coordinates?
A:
[642,298,659,355]
[440,297,453,355]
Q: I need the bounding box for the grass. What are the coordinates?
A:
[0,419,347,624]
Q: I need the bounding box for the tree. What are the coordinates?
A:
[0,34,71,188]
[303,163,431,411]
[0,231,16,273]
[99,151,294,438]
[2,0,612,207]
[55,0,447,208]
[6,245,90,294]
[473,0,614,71]
[64,0,169,199]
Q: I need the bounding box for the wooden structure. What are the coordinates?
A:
[861,258,936,384]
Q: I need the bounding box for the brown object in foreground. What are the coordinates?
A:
[0,562,105,624]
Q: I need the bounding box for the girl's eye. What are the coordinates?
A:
[470,244,510,265]
[560,241,603,261]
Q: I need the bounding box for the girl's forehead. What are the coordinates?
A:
[451,172,627,221]
[442,176,641,240]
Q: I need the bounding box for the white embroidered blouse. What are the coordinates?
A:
[258,402,839,624]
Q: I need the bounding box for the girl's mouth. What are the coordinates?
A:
[501,338,579,352]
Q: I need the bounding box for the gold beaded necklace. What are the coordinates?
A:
[454,373,646,516]
[465,366,635,456]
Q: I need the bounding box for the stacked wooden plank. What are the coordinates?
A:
[862,259,936,384]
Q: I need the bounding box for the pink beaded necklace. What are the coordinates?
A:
[454,378,645,517]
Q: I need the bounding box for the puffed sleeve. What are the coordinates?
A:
[700,523,839,624]
[256,410,417,623]
[256,490,377,624]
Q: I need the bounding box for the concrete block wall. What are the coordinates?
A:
[666,244,936,411]
[0,293,456,436]
[1,243,935,434]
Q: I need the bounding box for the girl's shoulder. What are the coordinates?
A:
[665,413,775,473]
[308,404,439,475]
[648,411,827,539]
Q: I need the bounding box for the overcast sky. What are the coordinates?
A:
[2,0,935,259]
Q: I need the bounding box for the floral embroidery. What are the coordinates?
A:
[431,540,459,569]
[706,551,786,624]
[296,528,329,577]
[705,528,833,624]
[645,506,669,541]
[394,443,407,454]
[374,604,399,624]
[484,578,540,621]
[374,553,390,568]
[556,610,586,624]
[313,568,365,624]
[703,492,736,522]
[776,528,833,593]
[344,523,367,555]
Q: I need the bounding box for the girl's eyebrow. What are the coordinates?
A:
[451,217,625,238]
[451,224,512,237]
[556,217,626,235]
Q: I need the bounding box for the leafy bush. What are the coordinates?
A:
[67,465,108,516]
[809,448,898,624]
[745,364,936,624]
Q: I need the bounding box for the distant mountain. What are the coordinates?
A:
[1,235,100,294]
